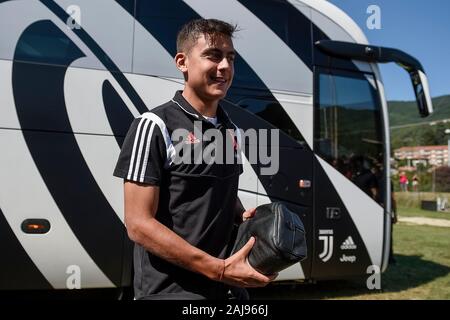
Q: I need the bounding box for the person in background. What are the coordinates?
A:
[399,172,408,192]
[412,175,419,192]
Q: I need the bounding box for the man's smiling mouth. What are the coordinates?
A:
[210,76,227,84]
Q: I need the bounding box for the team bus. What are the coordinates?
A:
[0,0,432,295]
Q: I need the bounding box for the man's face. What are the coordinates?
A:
[182,34,235,101]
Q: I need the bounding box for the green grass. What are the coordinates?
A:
[398,206,450,221]
[248,223,450,300]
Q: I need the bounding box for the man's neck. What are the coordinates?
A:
[182,87,219,118]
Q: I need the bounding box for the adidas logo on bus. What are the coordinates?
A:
[340,236,357,250]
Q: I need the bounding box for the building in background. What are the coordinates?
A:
[394,145,448,167]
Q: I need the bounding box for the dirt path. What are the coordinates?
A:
[398,216,450,227]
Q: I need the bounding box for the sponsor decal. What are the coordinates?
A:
[340,236,357,250]
[185,132,200,144]
[339,254,357,263]
[326,207,341,220]
[318,229,334,262]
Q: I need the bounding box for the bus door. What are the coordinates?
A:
[312,67,386,279]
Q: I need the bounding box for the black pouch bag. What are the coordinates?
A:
[231,202,307,275]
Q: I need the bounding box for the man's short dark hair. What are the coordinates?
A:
[176,18,237,54]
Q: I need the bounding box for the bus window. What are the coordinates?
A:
[314,68,385,206]
[238,98,306,144]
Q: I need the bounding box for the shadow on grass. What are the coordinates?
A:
[381,254,450,294]
[0,256,447,300]
[248,254,450,300]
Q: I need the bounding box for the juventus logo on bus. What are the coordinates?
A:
[318,229,334,262]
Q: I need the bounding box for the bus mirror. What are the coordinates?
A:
[409,70,433,117]
[315,40,434,118]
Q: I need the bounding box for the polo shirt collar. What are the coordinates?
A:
[172,91,232,126]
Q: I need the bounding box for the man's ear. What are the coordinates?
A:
[175,52,188,73]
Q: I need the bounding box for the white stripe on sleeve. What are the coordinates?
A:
[132,119,151,181]
[141,112,175,168]
[127,118,145,180]
[139,121,156,182]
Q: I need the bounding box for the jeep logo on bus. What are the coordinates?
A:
[340,254,357,263]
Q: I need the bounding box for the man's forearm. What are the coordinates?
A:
[128,216,223,281]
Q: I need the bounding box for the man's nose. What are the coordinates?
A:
[218,57,231,70]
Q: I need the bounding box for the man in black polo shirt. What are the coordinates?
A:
[113,19,275,300]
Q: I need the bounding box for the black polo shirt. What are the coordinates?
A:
[113,91,243,299]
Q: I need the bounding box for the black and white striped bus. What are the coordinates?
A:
[0,0,432,294]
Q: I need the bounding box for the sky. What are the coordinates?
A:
[328,0,450,101]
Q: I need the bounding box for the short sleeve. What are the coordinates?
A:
[113,116,167,185]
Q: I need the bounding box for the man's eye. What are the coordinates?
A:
[209,54,222,62]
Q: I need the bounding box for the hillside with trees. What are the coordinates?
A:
[389,95,450,150]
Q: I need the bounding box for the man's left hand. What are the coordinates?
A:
[242,208,256,221]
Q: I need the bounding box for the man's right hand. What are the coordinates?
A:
[220,237,277,288]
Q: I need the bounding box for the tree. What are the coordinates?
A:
[435,166,450,192]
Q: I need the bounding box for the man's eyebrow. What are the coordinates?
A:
[202,48,236,56]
